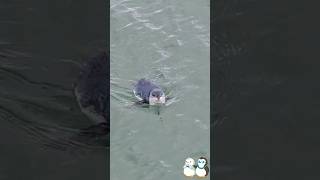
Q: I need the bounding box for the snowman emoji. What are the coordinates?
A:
[183,157,196,177]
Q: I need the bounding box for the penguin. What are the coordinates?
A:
[74,51,109,137]
[183,157,196,177]
[133,78,166,105]
[195,157,209,178]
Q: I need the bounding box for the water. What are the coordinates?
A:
[212,0,300,178]
[110,0,210,179]
[0,1,107,179]
[0,0,302,179]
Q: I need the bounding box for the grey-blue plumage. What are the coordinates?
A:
[133,79,166,104]
[74,51,109,136]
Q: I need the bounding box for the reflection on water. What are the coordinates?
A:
[111,0,210,179]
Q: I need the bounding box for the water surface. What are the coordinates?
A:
[0,1,107,179]
[110,0,210,179]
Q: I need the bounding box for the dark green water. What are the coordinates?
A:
[0,1,108,179]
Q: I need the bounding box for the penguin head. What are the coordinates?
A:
[149,88,166,105]
[197,157,207,169]
[184,157,195,167]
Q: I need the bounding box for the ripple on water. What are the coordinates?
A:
[0,50,108,152]
[111,0,210,179]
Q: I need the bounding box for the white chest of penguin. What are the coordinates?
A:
[195,167,207,177]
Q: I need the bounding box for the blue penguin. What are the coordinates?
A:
[196,157,209,177]
[133,79,166,105]
[74,51,109,136]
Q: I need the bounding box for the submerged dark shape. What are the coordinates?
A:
[74,51,109,137]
